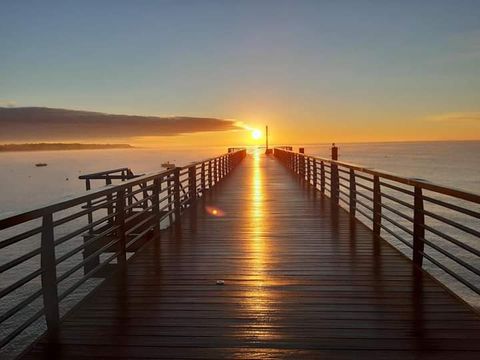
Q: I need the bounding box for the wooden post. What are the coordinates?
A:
[41,213,59,340]
[313,159,318,189]
[173,168,181,222]
[373,175,381,236]
[331,143,338,161]
[413,186,425,267]
[188,165,196,205]
[349,169,356,216]
[115,189,127,267]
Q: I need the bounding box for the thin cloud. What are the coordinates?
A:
[0,107,240,142]
[0,100,16,107]
[426,112,480,123]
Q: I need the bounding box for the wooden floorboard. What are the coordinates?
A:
[23,153,480,359]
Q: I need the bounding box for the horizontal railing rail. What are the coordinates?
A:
[274,147,480,303]
[0,149,246,351]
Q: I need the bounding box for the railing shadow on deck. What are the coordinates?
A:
[274,147,480,311]
[0,149,246,355]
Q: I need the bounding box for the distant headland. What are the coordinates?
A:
[0,143,134,152]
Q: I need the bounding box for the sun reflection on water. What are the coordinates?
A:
[250,151,265,277]
[242,151,280,341]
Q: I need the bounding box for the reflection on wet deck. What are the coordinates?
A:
[24,153,480,359]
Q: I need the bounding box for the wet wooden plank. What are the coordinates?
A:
[23,153,480,359]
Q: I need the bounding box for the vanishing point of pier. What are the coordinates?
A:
[1,147,479,359]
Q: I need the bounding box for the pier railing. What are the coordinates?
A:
[274,147,480,301]
[0,149,246,350]
[78,167,141,190]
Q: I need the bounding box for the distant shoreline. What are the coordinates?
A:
[0,143,134,152]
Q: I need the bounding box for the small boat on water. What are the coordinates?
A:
[35,163,48,167]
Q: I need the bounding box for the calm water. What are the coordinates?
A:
[1,142,479,218]
[306,141,480,194]
[0,141,479,357]
[0,146,226,218]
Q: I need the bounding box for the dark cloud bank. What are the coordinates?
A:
[0,107,238,142]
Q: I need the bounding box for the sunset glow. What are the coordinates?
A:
[251,129,262,140]
[1,1,479,145]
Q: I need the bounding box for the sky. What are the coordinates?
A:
[1,0,479,146]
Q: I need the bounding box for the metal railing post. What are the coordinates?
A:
[41,213,59,341]
[213,159,217,185]
[115,189,127,267]
[152,178,161,238]
[167,175,174,225]
[349,169,357,216]
[373,175,381,237]
[173,168,181,222]
[300,155,305,180]
[306,157,311,184]
[208,160,212,189]
[413,186,425,267]
[201,163,206,193]
[188,165,197,205]
[320,161,325,194]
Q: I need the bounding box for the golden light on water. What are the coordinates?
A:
[242,149,277,339]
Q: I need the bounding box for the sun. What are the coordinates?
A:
[251,129,262,140]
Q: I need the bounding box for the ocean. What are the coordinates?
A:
[2,142,479,217]
[0,141,479,358]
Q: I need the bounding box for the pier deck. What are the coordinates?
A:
[23,153,480,359]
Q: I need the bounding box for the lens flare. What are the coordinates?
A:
[205,205,225,217]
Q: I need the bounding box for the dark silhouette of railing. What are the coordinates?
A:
[274,147,480,299]
[0,149,246,349]
[79,168,140,189]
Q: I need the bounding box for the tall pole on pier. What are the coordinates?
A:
[266,125,268,150]
[265,125,272,154]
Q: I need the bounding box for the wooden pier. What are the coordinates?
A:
[1,148,479,359]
